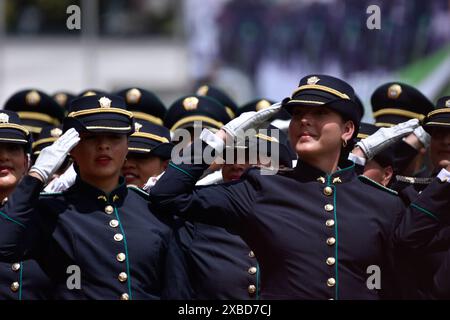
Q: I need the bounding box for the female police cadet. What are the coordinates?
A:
[0,95,174,300]
[121,120,173,188]
[149,75,450,300]
[0,110,53,299]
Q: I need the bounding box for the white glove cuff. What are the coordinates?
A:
[413,126,431,148]
[29,167,47,183]
[348,152,367,167]
[355,140,372,159]
[437,168,450,183]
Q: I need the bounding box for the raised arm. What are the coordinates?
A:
[149,104,282,230]
[0,129,79,261]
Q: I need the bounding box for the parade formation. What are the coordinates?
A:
[0,75,449,300]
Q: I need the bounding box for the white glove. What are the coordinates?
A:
[222,102,282,139]
[44,164,77,193]
[143,171,165,192]
[29,128,80,183]
[356,119,419,160]
[270,119,290,132]
[412,126,431,148]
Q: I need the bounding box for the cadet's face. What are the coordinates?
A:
[122,154,167,187]
[288,106,352,158]
[430,127,450,169]
[0,143,28,190]
[70,133,128,181]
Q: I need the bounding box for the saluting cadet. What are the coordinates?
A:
[172,126,294,300]
[354,96,450,299]
[122,120,173,188]
[393,99,450,298]
[0,95,175,300]
[0,110,53,300]
[371,82,434,177]
[149,75,413,299]
[3,89,65,141]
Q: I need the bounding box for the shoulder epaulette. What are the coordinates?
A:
[39,191,63,197]
[395,175,434,185]
[358,175,398,195]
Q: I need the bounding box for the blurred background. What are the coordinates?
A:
[0,0,449,122]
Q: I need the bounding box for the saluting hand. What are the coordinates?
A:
[29,128,80,184]
[356,118,419,160]
[221,102,282,140]
[200,102,282,154]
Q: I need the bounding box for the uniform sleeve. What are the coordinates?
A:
[149,140,257,231]
[394,177,450,253]
[0,175,46,262]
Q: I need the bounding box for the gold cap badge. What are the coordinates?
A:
[26,90,41,106]
[126,88,142,104]
[50,128,63,138]
[183,97,199,111]
[134,122,142,132]
[99,97,112,108]
[256,99,271,111]
[387,84,402,99]
[196,85,209,96]
[0,113,10,123]
[307,76,320,85]
[445,99,450,108]
[54,93,68,107]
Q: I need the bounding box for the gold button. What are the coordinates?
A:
[10,282,20,292]
[327,278,336,287]
[117,253,126,262]
[114,233,124,241]
[118,272,128,282]
[11,263,21,272]
[105,205,114,215]
[326,237,336,246]
[324,204,334,212]
[323,186,333,196]
[120,293,129,300]
[249,251,255,258]
[326,257,336,266]
[248,267,257,275]
[248,284,256,294]
[326,219,335,227]
[109,219,119,228]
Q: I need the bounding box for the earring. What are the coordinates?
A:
[342,139,347,147]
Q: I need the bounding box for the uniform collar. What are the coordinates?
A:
[70,176,128,207]
[292,159,356,185]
